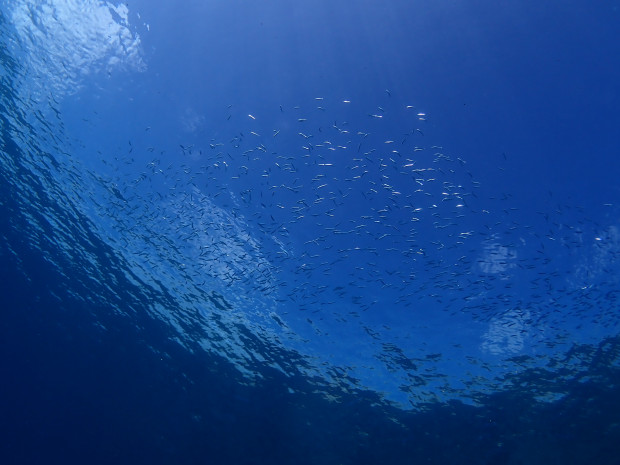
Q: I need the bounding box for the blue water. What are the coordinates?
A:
[1,1,620,463]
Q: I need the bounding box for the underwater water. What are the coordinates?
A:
[1,1,620,463]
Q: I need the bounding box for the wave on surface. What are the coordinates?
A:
[2,0,620,411]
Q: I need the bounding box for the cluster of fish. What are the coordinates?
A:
[77,93,620,406]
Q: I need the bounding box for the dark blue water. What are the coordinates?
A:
[2,1,620,463]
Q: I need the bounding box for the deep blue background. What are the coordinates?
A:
[2,1,620,463]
